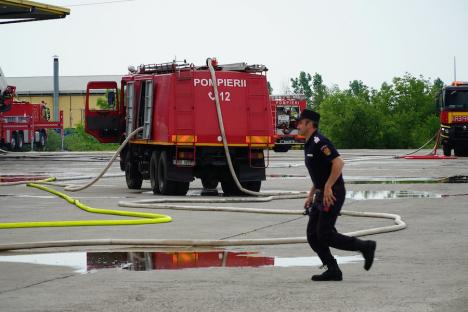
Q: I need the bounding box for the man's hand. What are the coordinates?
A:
[304,195,314,210]
[304,186,316,211]
[323,157,344,208]
[323,186,336,208]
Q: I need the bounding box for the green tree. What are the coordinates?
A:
[291,71,313,107]
[317,74,442,149]
[370,74,442,148]
[291,72,328,109]
[348,80,370,101]
[320,89,383,148]
[311,73,327,109]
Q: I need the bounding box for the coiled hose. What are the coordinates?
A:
[0,59,407,251]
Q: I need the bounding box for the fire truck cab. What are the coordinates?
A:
[270,94,307,152]
[85,60,273,196]
[438,81,468,156]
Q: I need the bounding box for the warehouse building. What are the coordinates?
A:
[7,75,122,128]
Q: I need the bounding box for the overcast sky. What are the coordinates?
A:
[2,0,467,92]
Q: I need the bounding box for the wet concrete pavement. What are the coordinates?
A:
[0,149,467,311]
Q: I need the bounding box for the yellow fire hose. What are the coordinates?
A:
[0,182,171,229]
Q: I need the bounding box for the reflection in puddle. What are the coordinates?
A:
[346,190,441,200]
[0,251,364,273]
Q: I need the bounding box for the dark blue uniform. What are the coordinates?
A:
[305,131,366,267]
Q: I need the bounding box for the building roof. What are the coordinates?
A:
[6,75,124,95]
[0,0,69,25]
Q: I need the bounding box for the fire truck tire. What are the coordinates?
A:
[10,132,18,150]
[273,145,290,153]
[201,178,218,189]
[158,151,189,196]
[119,148,127,171]
[454,147,468,157]
[242,180,261,192]
[443,144,451,157]
[221,178,261,196]
[175,182,190,195]
[125,153,143,190]
[150,151,160,194]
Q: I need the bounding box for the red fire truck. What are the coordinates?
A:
[270,94,307,152]
[438,81,468,156]
[84,59,273,196]
[0,86,63,151]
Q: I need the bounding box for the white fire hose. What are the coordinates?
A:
[0,59,407,252]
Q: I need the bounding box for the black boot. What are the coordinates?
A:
[361,240,376,271]
[311,260,343,281]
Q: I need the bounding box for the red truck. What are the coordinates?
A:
[438,81,468,156]
[0,85,63,151]
[84,59,273,196]
[270,94,307,152]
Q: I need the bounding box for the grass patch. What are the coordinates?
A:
[45,124,119,151]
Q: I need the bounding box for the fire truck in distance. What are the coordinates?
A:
[0,68,63,151]
[84,59,273,196]
[270,94,307,152]
[438,81,468,156]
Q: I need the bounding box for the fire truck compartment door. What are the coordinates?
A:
[85,81,124,143]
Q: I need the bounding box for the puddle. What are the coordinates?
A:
[264,175,468,183]
[346,176,468,184]
[267,174,307,178]
[0,251,364,273]
[143,190,305,197]
[346,190,441,200]
[0,175,49,183]
[346,176,443,184]
[445,175,468,183]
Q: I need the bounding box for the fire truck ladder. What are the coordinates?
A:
[137,61,193,75]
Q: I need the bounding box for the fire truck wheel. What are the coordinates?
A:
[201,178,218,189]
[242,180,261,192]
[119,148,127,171]
[10,132,18,150]
[221,178,237,196]
[158,151,189,196]
[150,151,160,194]
[125,154,143,189]
[443,144,451,157]
[273,145,290,153]
[454,147,468,157]
[221,177,262,196]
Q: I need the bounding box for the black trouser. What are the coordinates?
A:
[306,185,365,266]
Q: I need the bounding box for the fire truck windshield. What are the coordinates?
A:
[445,90,468,109]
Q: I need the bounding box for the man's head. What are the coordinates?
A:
[297,109,320,138]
